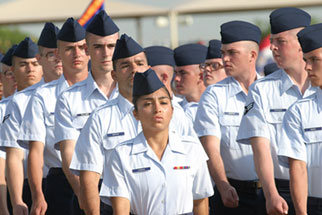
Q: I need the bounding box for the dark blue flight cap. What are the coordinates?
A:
[264,62,279,76]
[57,17,85,42]
[220,21,261,44]
[270,7,311,34]
[38,22,59,48]
[206,39,221,59]
[133,68,165,97]
[145,46,175,67]
[297,23,322,53]
[86,10,119,36]
[174,43,207,66]
[112,34,144,61]
[0,53,3,62]
[13,37,38,59]
[1,45,17,66]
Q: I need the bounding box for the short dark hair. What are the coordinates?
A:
[132,86,172,111]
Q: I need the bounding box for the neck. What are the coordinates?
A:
[185,84,206,103]
[92,69,116,98]
[285,66,309,94]
[235,69,257,94]
[144,128,169,161]
[64,69,88,86]
[119,88,132,103]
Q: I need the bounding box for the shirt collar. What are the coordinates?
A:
[84,72,100,99]
[130,129,187,155]
[280,70,295,95]
[317,88,322,113]
[117,94,134,119]
[56,75,69,95]
[228,77,244,97]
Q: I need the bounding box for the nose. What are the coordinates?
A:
[305,61,312,72]
[270,42,277,51]
[26,63,34,73]
[154,101,161,113]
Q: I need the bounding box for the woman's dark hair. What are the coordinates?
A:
[132,86,172,111]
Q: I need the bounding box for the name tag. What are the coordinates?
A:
[304,127,322,132]
[270,109,286,112]
[173,166,190,170]
[107,132,125,137]
[49,112,55,115]
[132,167,151,173]
[76,113,91,117]
[224,112,239,116]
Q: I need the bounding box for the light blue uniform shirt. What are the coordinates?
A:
[194,76,258,180]
[100,130,214,215]
[278,88,322,198]
[0,79,46,178]
[237,69,316,180]
[18,75,69,168]
[70,93,198,175]
[0,96,14,159]
[70,94,140,175]
[54,72,118,149]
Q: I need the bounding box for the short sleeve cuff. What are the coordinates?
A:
[278,147,307,168]
[195,128,221,138]
[237,130,270,145]
[69,163,103,176]
[100,187,130,206]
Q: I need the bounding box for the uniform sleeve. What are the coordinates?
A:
[194,87,221,138]
[237,84,270,144]
[0,99,24,150]
[192,143,214,199]
[54,94,78,147]
[278,105,306,168]
[70,111,105,175]
[18,94,46,147]
[99,148,130,205]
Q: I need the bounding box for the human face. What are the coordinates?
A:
[112,52,149,96]
[221,41,254,78]
[270,29,303,70]
[38,47,63,82]
[12,57,43,91]
[57,39,89,73]
[133,87,173,133]
[0,64,17,97]
[303,48,322,88]
[174,64,202,96]
[86,32,118,74]
[200,58,226,86]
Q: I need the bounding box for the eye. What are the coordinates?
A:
[143,102,152,106]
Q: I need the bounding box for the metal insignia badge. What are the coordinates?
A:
[2,114,10,123]
[243,102,254,116]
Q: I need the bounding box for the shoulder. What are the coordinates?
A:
[252,69,283,86]
[59,80,86,99]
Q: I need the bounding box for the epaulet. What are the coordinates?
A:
[255,69,283,83]
[95,98,118,112]
[64,78,86,92]
[214,77,232,87]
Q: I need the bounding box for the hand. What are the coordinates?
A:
[12,202,28,215]
[30,196,47,215]
[220,185,239,208]
[266,194,288,215]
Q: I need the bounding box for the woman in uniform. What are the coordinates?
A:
[100,68,213,215]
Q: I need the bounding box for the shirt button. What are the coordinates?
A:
[161,200,164,204]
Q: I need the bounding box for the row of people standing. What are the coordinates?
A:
[0,6,321,215]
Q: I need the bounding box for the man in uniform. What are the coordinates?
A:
[194,20,264,214]
[278,23,322,215]
[18,18,89,215]
[200,39,226,87]
[0,46,17,99]
[70,33,146,215]
[237,7,315,215]
[174,43,207,123]
[0,37,44,215]
[54,11,119,215]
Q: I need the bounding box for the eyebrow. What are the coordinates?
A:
[142,96,169,100]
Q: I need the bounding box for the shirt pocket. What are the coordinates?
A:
[72,113,91,130]
[102,132,126,152]
[219,112,241,150]
[303,128,322,169]
[265,109,287,124]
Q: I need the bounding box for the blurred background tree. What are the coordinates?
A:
[0,26,35,54]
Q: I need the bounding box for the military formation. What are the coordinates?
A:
[0,6,321,215]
